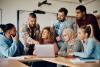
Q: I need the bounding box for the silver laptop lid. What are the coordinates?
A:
[34,44,55,58]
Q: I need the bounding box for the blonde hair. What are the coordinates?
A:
[62,28,77,41]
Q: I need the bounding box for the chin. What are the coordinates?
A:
[65,39,69,42]
[79,38,83,41]
[13,35,16,37]
[42,37,45,39]
[30,25,34,27]
[58,19,61,21]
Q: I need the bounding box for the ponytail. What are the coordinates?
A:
[0,23,15,33]
[87,24,93,38]
[80,24,93,38]
[0,24,6,32]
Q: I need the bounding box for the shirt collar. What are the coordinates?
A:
[82,39,88,45]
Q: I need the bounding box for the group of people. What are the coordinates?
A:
[0,5,100,67]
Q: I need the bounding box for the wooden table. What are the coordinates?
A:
[8,55,100,67]
[41,56,100,67]
[0,58,29,67]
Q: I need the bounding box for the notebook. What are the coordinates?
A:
[34,44,55,58]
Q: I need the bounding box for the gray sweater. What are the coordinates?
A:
[58,39,82,57]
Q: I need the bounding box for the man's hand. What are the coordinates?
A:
[11,35,18,41]
[68,52,74,56]
[33,50,37,55]
[67,49,73,53]
[27,37,39,44]
[33,41,39,44]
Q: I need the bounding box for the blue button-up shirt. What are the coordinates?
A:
[53,19,76,36]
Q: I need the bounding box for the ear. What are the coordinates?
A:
[8,30,11,34]
[85,33,88,38]
[83,12,85,15]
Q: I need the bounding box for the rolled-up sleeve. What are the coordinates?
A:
[73,38,95,58]
[58,44,67,57]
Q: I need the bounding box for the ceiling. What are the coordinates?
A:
[52,0,96,4]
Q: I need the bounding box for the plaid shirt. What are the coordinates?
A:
[20,23,40,46]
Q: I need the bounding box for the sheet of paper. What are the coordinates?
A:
[8,56,31,60]
[70,58,84,64]
[70,58,99,64]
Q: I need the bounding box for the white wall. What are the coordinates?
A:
[0,0,34,25]
[0,0,78,28]
[0,0,2,8]
[0,0,100,29]
[85,0,100,15]
[0,0,2,24]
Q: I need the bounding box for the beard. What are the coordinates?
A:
[11,33,16,37]
[29,23,36,28]
[57,17,65,22]
[76,15,82,19]
[76,16,84,22]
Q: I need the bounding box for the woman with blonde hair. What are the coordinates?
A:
[58,28,82,57]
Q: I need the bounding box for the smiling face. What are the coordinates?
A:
[62,29,72,42]
[42,29,49,40]
[62,31,70,42]
[57,12,66,22]
[28,16,36,28]
[62,28,77,42]
[78,28,88,40]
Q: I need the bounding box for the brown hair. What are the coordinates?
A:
[76,5,86,14]
[38,27,55,44]
[80,25,92,38]
[29,13,36,18]
[58,8,68,16]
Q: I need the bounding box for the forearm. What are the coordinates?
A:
[27,37,39,44]
[73,52,90,58]
[2,41,17,57]
[58,51,67,57]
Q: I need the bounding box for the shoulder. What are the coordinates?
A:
[36,23,40,30]
[20,23,28,32]
[75,39,81,43]
[0,34,6,43]
[74,39,82,46]
[0,34,4,39]
[20,23,27,28]
[87,14,96,19]
[22,23,27,28]
[53,20,59,26]
[87,38,96,46]
[88,38,95,42]
[64,19,75,27]
[87,14,95,17]
[63,42,68,47]
[66,18,74,23]
[36,23,40,27]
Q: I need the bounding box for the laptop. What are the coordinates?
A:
[34,44,55,58]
